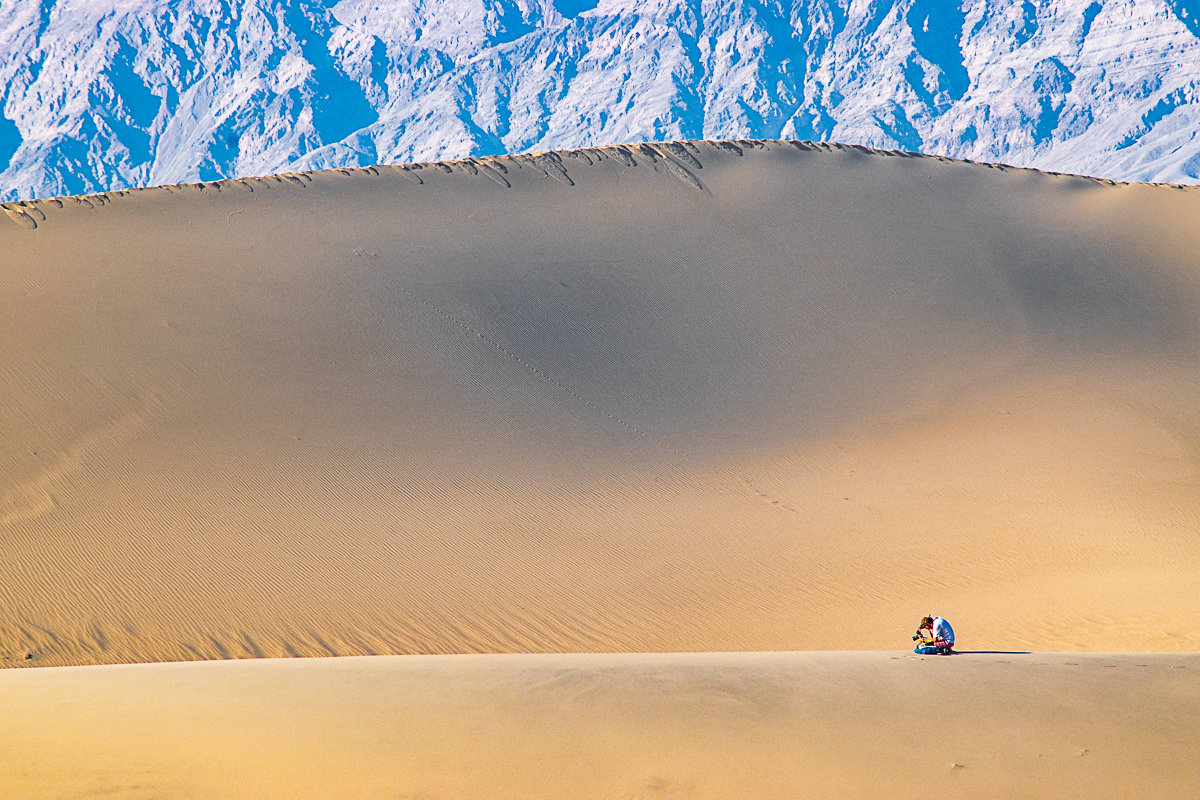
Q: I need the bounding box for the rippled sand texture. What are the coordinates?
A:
[1,141,1198,665]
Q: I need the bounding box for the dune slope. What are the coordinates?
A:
[0,651,1197,799]
[1,141,1199,665]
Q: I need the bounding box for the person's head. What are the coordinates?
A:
[919,616,934,630]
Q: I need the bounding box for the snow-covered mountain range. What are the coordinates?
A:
[2,0,1199,200]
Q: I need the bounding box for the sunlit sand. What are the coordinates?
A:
[1,140,1197,796]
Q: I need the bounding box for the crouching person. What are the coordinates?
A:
[914,615,955,654]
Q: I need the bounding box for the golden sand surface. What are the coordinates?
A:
[1,141,1199,666]
[0,651,1196,799]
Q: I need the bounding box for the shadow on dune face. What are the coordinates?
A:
[950,650,1033,655]
[988,224,1192,354]
[382,147,1200,460]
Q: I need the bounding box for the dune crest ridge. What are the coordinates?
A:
[3,139,1197,232]
[1,140,1198,666]
[0,651,1197,799]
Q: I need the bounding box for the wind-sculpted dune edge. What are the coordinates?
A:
[3,139,1197,230]
[0,140,1198,666]
[0,651,1197,799]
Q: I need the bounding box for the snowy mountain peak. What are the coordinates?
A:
[2,0,1200,200]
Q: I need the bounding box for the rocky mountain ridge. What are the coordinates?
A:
[2,0,1199,200]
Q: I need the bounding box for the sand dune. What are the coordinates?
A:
[0,651,1196,799]
[1,141,1199,665]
